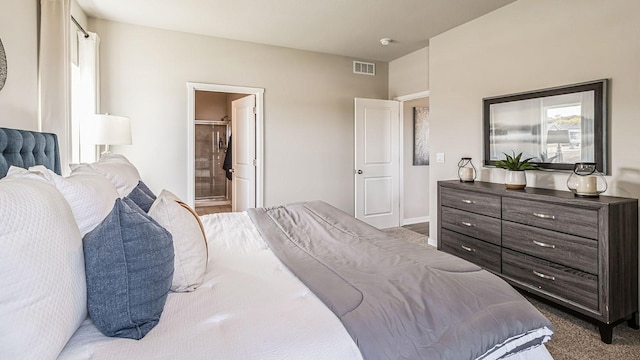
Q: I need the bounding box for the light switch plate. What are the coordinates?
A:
[436,153,445,163]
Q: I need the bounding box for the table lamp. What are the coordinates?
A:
[94,114,131,153]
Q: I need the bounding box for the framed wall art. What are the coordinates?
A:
[413,106,430,166]
[0,38,7,91]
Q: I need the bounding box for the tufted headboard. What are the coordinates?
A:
[0,127,61,178]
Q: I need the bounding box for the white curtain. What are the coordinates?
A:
[39,0,71,173]
[77,32,101,163]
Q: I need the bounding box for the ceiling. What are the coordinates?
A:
[76,0,516,62]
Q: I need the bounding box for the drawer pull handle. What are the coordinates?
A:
[533,240,556,249]
[461,199,476,204]
[533,212,556,220]
[461,245,476,253]
[461,221,476,227]
[533,270,555,281]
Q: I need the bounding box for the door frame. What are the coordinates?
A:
[394,90,430,226]
[186,82,264,208]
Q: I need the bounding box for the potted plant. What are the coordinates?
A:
[492,151,537,189]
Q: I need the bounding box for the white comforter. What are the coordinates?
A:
[58,212,363,360]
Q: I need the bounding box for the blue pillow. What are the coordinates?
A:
[83,197,174,340]
[126,181,156,212]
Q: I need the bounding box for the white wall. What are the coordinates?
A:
[92,19,388,214]
[428,0,640,239]
[0,0,38,130]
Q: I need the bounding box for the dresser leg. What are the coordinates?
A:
[628,312,639,329]
[598,324,613,344]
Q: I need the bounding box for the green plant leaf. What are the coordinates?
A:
[493,151,538,171]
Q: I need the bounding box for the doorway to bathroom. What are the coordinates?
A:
[186,82,264,215]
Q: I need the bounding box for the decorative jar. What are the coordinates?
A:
[457,157,477,182]
[567,162,607,197]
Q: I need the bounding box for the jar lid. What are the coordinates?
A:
[573,162,597,175]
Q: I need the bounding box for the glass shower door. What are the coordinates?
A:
[194,122,229,201]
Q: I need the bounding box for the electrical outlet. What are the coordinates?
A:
[436,153,445,163]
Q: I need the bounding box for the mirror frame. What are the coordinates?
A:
[483,79,608,174]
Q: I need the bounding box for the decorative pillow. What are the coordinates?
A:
[126,180,157,212]
[6,165,48,181]
[149,190,208,292]
[0,177,86,359]
[70,152,141,197]
[15,165,119,236]
[83,197,174,339]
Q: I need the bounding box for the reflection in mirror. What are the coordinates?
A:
[483,80,608,173]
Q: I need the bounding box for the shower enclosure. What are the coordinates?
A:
[194,120,230,203]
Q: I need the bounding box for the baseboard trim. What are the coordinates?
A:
[195,200,231,207]
[403,216,429,225]
[427,237,437,247]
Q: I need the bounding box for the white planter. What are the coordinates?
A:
[505,170,526,190]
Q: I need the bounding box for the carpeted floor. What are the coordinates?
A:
[381,227,640,360]
[528,297,640,359]
[382,227,430,247]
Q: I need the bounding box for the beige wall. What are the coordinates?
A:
[389,46,430,224]
[428,0,640,239]
[195,91,227,121]
[403,98,430,222]
[0,0,38,130]
[92,19,388,213]
[388,47,429,99]
[0,0,88,131]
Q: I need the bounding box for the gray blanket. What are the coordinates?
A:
[248,201,552,360]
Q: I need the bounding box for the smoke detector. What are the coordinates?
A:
[380,38,392,46]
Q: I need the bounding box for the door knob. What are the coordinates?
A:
[356,169,363,174]
[229,168,235,173]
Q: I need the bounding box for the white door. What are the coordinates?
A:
[231,95,256,212]
[354,98,400,229]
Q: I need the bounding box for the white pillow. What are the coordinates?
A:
[70,153,141,197]
[6,166,45,180]
[0,176,86,359]
[22,166,119,237]
[149,190,208,292]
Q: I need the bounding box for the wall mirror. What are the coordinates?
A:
[483,79,608,173]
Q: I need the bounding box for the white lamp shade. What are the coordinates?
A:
[94,114,132,145]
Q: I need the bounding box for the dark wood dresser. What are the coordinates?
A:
[437,180,639,343]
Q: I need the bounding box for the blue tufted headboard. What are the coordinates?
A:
[0,127,61,178]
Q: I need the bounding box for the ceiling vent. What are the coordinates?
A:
[353,61,375,76]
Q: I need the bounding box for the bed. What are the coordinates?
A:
[0,127,554,360]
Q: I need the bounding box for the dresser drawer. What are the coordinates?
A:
[503,221,597,274]
[440,229,501,273]
[440,187,501,218]
[441,206,501,245]
[503,249,598,311]
[502,198,598,239]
